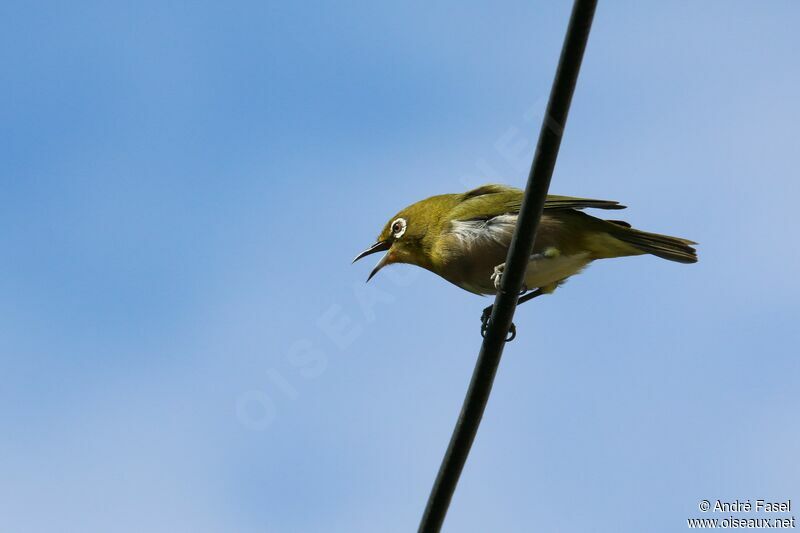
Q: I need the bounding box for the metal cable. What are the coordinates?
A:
[417,2,599,530]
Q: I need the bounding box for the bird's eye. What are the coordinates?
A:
[391,218,407,238]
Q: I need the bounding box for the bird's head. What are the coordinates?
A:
[353,196,450,281]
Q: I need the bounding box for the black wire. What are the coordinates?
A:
[417,1,598,531]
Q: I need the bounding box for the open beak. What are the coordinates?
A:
[352,240,391,282]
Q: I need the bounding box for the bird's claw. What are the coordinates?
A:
[490,264,528,295]
[506,323,516,342]
[480,306,492,337]
[480,305,516,342]
[490,264,505,291]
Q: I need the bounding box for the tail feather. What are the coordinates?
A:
[611,226,698,264]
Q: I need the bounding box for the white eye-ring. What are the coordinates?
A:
[390,217,407,239]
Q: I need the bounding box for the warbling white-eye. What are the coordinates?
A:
[353,184,697,330]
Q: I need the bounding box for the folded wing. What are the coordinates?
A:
[451,184,625,222]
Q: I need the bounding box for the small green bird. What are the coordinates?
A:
[353,184,697,302]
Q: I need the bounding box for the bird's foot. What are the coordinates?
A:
[490,263,505,291]
[480,304,516,342]
[480,305,492,336]
[490,263,528,295]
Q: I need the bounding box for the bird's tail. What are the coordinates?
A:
[608,223,698,264]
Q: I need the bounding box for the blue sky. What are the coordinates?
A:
[2,1,799,532]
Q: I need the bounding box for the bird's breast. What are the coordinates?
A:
[433,225,513,294]
[431,215,592,294]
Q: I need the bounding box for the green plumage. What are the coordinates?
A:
[357,184,697,296]
[454,184,626,216]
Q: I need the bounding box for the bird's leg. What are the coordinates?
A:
[480,287,546,340]
[482,251,564,340]
[481,276,563,340]
[489,248,560,291]
[482,262,521,340]
[516,286,548,306]
[490,263,506,291]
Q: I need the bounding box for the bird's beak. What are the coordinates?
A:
[366,253,392,282]
[353,240,390,263]
[352,240,392,282]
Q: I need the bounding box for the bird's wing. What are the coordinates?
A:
[544,195,626,211]
[451,184,625,222]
